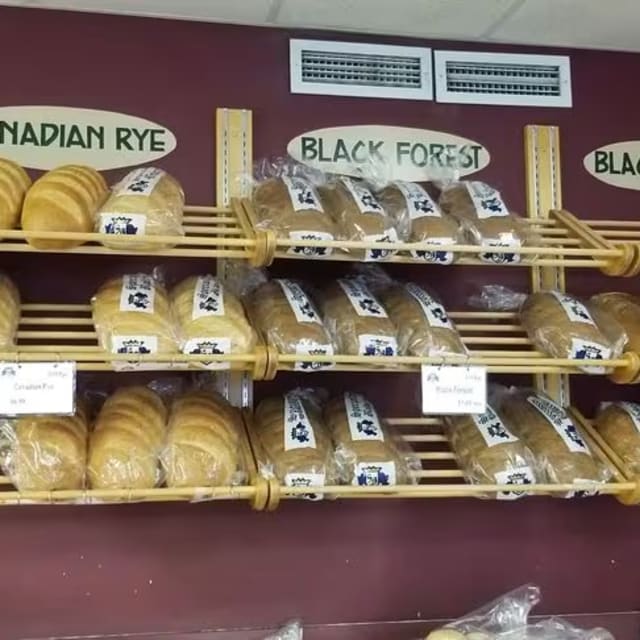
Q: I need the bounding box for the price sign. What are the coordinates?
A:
[421,365,487,415]
[0,362,76,415]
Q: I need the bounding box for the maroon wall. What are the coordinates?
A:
[1,7,640,640]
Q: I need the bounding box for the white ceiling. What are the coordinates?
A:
[4,0,640,52]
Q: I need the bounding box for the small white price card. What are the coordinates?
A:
[421,365,487,415]
[0,362,76,416]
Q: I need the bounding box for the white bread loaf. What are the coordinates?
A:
[0,272,20,350]
[0,158,31,231]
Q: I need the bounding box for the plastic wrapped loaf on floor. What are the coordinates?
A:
[171,275,256,367]
[253,390,336,494]
[88,386,167,490]
[97,167,184,250]
[319,176,402,261]
[0,157,31,231]
[590,291,640,352]
[0,272,20,351]
[377,181,462,264]
[594,402,640,475]
[21,165,108,249]
[439,180,530,265]
[324,392,417,486]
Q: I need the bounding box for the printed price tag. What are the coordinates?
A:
[421,365,487,415]
[0,362,76,415]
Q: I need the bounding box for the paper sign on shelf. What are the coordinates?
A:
[421,364,487,415]
[0,362,76,415]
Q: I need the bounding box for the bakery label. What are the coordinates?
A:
[281,175,324,213]
[353,461,396,487]
[405,283,454,330]
[411,237,455,264]
[567,479,600,499]
[421,365,487,415]
[338,279,388,318]
[345,392,384,442]
[550,291,595,325]
[284,472,326,501]
[494,466,535,500]
[99,213,147,237]
[619,402,640,432]
[472,406,518,447]
[119,274,155,313]
[111,335,159,371]
[287,125,490,181]
[584,141,640,191]
[394,181,441,220]
[192,276,225,319]
[278,279,322,324]
[182,337,231,370]
[294,342,335,372]
[339,177,385,215]
[363,228,399,262]
[526,395,590,454]
[358,334,398,357]
[287,230,334,258]
[480,235,521,265]
[0,106,176,170]
[569,337,611,374]
[465,182,509,219]
[284,392,318,450]
[115,167,165,197]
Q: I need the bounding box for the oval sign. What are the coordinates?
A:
[287,125,490,181]
[584,141,640,191]
[0,105,177,170]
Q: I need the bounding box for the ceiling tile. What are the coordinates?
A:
[277,0,518,39]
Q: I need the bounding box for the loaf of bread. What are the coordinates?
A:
[590,292,640,352]
[97,167,184,250]
[377,181,460,264]
[91,274,179,361]
[252,176,336,258]
[520,291,625,373]
[594,402,640,475]
[321,279,398,358]
[379,282,466,358]
[162,390,243,487]
[254,391,335,487]
[445,404,537,498]
[0,272,20,350]
[439,181,526,265]
[320,177,398,261]
[22,165,107,249]
[9,404,88,491]
[324,392,413,486]
[88,386,167,489]
[171,275,256,363]
[497,390,606,493]
[248,279,334,371]
[0,157,31,231]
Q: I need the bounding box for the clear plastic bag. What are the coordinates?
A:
[263,620,303,640]
[593,401,640,474]
[0,272,20,351]
[590,291,640,351]
[97,167,184,250]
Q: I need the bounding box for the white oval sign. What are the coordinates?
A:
[584,141,640,190]
[287,125,490,181]
[0,105,177,170]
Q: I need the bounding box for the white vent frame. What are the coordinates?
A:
[290,39,433,101]
[434,50,572,108]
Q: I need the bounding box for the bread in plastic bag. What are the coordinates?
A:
[520,291,626,373]
[88,386,167,489]
[171,275,256,366]
[590,291,640,351]
[97,167,184,250]
[91,273,179,367]
[0,272,20,350]
[248,278,335,371]
[593,401,640,474]
[0,157,31,231]
[252,175,337,257]
[377,181,462,264]
[439,181,529,265]
[320,176,400,261]
[254,390,336,493]
[324,392,416,486]
[495,389,609,496]
[162,390,246,488]
[22,164,108,249]
[321,278,398,358]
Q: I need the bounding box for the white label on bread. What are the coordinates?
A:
[281,175,324,213]
[182,337,231,370]
[337,279,388,317]
[394,181,441,219]
[494,466,535,500]
[404,283,454,329]
[294,342,335,371]
[192,276,225,319]
[284,472,326,500]
[550,292,596,325]
[421,365,487,414]
[0,361,75,415]
[99,213,147,236]
[115,167,165,197]
[569,338,611,374]
[119,274,155,313]
[567,479,600,499]
[287,230,334,258]
[284,392,318,450]
[526,395,591,454]
[480,235,521,264]
[344,392,384,442]
[363,227,398,261]
[472,405,519,447]
[619,402,640,432]
[358,334,398,357]
[353,461,396,486]
[340,177,385,215]
[111,335,159,371]
[411,237,455,264]
[278,279,322,324]
[464,181,509,219]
